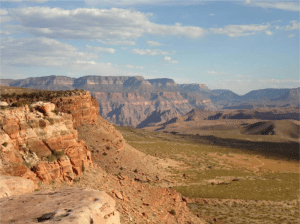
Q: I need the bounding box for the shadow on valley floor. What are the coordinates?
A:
[181,134,300,161]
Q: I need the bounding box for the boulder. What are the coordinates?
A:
[0,175,35,198]
[0,188,120,224]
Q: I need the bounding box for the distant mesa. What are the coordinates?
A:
[1,75,299,128]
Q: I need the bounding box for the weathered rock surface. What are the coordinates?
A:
[51,91,99,128]
[0,175,35,198]
[0,102,93,185]
[0,188,120,224]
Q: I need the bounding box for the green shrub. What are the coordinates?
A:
[133,169,138,173]
[11,101,29,107]
[51,109,59,115]
[45,154,56,162]
[23,161,32,169]
[103,152,107,156]
[2,142,8,147]
[170,209,176,216]
[82,164,85,172]
[53,150,64,160]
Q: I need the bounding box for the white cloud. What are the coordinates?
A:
[147,40,163,47]
[8,7,206,41]
[1,37,96,67]
[285,20,300,31]
[288,34,295,38]
[86,45,116,54]
[0,9,8,16]
[243,0,300,12]
[275,20,300,31]
[126,64,144,69]
[164,56,178,64]
[264,30,273,35]
[84,0,206,6]
[209,13,214,16]
[0,30,12,35]
[131,49,175,56]
[206,70,227,75]
[1,36,141,78]
[0,16,11,23]
[100,40,136,46]
[210,23,271,37]
[75,60,97,65]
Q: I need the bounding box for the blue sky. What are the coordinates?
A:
[0,0,299,94]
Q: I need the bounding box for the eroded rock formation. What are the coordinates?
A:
[0,101,93,185]
[51,91,99,128]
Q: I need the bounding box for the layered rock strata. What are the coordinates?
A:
[0,102,93,185]
[51,91,99,128]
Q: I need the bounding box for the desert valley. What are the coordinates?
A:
[0,76,299,223]
[0,1,299,223]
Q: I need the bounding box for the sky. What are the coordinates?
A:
[0,0,299,95]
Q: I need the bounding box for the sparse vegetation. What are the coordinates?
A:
[52,109,59,115]
[0,88,86,109]
[115,125,300,223]
[45,150,64,162]
[2,142,8,147]
[23,161,32,169]
[170,209,176,216]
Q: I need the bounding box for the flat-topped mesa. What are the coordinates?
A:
[73,75,153,92]
[7,75,75,90]
[147,78,177,87]
[178,83,210,92]
[0,102,93,186]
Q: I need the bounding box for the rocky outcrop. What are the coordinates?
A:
[0,175,35,198]
[51,91,99,128]
[0,103,93,185]
[0,188,120,224]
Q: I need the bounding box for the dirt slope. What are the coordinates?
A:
[241,120,300,139]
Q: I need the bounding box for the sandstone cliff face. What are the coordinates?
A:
[0,101,93,185]
[51,91,99,128]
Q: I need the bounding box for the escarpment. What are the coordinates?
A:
[51,92,99,128]
[0,93,98,186]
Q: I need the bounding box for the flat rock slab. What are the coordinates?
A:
[0,175,35,198]
[0,188,120,224]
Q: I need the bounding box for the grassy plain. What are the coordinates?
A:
[115,125,300,223]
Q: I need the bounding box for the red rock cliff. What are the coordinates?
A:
[51,91,99,128]
[0,101,94,186]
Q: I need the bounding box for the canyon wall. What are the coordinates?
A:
[0,92,99,186]
[1,76,214,127]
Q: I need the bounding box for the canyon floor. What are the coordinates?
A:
[115,121,300,224]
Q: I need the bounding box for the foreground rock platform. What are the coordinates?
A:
[0,188,120,224]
